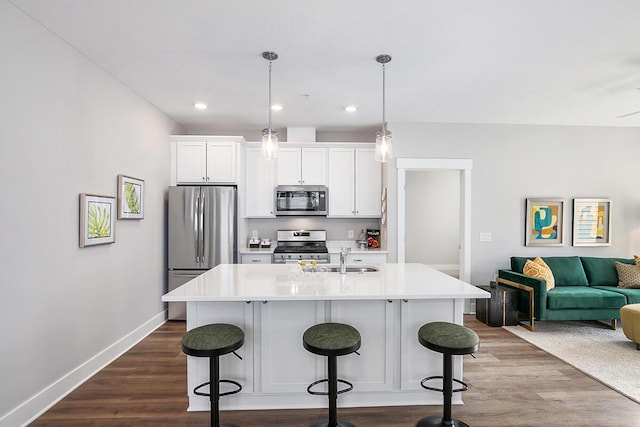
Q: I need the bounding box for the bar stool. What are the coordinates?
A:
[416,321,479,427]
[303,322,361,427]
[182,323,244,427]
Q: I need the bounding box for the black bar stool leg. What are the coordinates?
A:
[442,353,452,424]
[328,355,337,427]
[211,355,220,427]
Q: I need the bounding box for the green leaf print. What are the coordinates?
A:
[124,182,140,213]
[88,202,111,238]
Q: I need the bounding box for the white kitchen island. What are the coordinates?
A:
[162,263,490,411]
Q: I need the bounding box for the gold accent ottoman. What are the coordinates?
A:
[620,304,640,350]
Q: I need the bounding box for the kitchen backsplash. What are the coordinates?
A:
[247,217,379,242]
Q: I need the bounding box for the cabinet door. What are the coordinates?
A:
[327,148,355,216]
[348,253,388,264]
[354,148,381,216]
[400,299,460,391]
[330,300,395,391]
[176,142,207,183]
[276,148,302,185]
[206,142,237,183]
[188,301,255,404]
[301,148,327,185]
[241,254,272,264]
[245,147,275,217]
[259,301,325,393]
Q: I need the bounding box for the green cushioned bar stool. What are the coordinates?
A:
[416,321,479,427]
[182,323,244,427]
[303,322,361,427]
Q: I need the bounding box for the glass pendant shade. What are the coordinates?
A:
[261,128,279,160]
[261,51,279,160]
[375,54,394,162]
[375,128,393,163]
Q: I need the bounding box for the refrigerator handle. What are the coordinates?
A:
[195,192,201,264]
[199,191,205,266]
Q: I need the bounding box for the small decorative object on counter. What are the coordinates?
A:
[366,229,380,248]
[357,229,368,249]
[260,238,271,248]
[248,238,260,248]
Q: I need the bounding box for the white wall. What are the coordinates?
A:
[387,121,640,285]
[405,170,460,265]
[0,2,182,424]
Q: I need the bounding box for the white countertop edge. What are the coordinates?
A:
[162,263,490,302]
[163,293,489,302]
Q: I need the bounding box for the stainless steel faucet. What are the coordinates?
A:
[339,247,351,274]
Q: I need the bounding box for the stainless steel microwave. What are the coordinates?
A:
[275,185,328,216]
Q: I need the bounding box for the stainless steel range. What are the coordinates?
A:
[272,230,330,264]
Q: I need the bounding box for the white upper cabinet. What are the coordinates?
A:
[276,147,327,185]
[173,136,243,184]
[354,147,382,216]
[328,147,381,217]
[245,147,276,217]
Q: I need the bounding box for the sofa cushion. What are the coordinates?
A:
[615,262,640,289]
[591,286,640,304]
[635,254,640,266]
[580,257,635,286]
[546,286,626,310]
[523,257,555,291]
[512,256,588,286]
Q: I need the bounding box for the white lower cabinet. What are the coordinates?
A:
[329,252,388,265]
[186,297,463,409]
[259,300,325,393]
[329,300,395,391]
[187,301,254,410]
[399,299,461,391]
[241,254,272,264]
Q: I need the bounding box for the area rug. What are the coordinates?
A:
[503,320,640,403]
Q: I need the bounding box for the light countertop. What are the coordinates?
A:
[162,263,489,302]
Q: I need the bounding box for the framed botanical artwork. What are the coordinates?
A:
[79,194,116,247]
[117,174,144,219]
[572,198,612,246]
[525,198,564,246]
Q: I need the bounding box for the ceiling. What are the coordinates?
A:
[9,0,640,138]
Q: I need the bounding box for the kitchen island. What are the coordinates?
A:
[162,263,489,411]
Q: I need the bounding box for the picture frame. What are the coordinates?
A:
[572,198,612,246]
[117,174,144,219]
[79,194,116,247]
[525,198,564,246]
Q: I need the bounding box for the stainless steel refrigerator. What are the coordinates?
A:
[167,186,237,320]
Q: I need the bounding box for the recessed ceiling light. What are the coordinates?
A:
[271,104,283,111]
[344,105,358,112]
[194,102,207,110]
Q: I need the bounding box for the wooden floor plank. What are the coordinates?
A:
[31,316,640,426]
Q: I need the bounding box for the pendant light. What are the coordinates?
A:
[261,51,279,160]
[375,54,394,162]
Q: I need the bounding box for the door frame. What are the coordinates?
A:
[396,158,472,283]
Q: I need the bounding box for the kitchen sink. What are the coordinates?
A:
[325,265,380,273]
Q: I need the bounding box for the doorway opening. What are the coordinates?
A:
[397,159,472,305]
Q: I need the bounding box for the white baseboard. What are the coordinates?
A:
[0,310,167,427]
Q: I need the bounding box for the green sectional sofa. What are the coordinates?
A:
[497,256,640,331]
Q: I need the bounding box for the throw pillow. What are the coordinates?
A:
[634,254,640,267]
[523,257,555,291]
[615,261,640,289]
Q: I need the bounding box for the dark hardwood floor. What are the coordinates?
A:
[31,316,640,426]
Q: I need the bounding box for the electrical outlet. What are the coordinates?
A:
[479,232,492,242]
[348,230,354,238]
